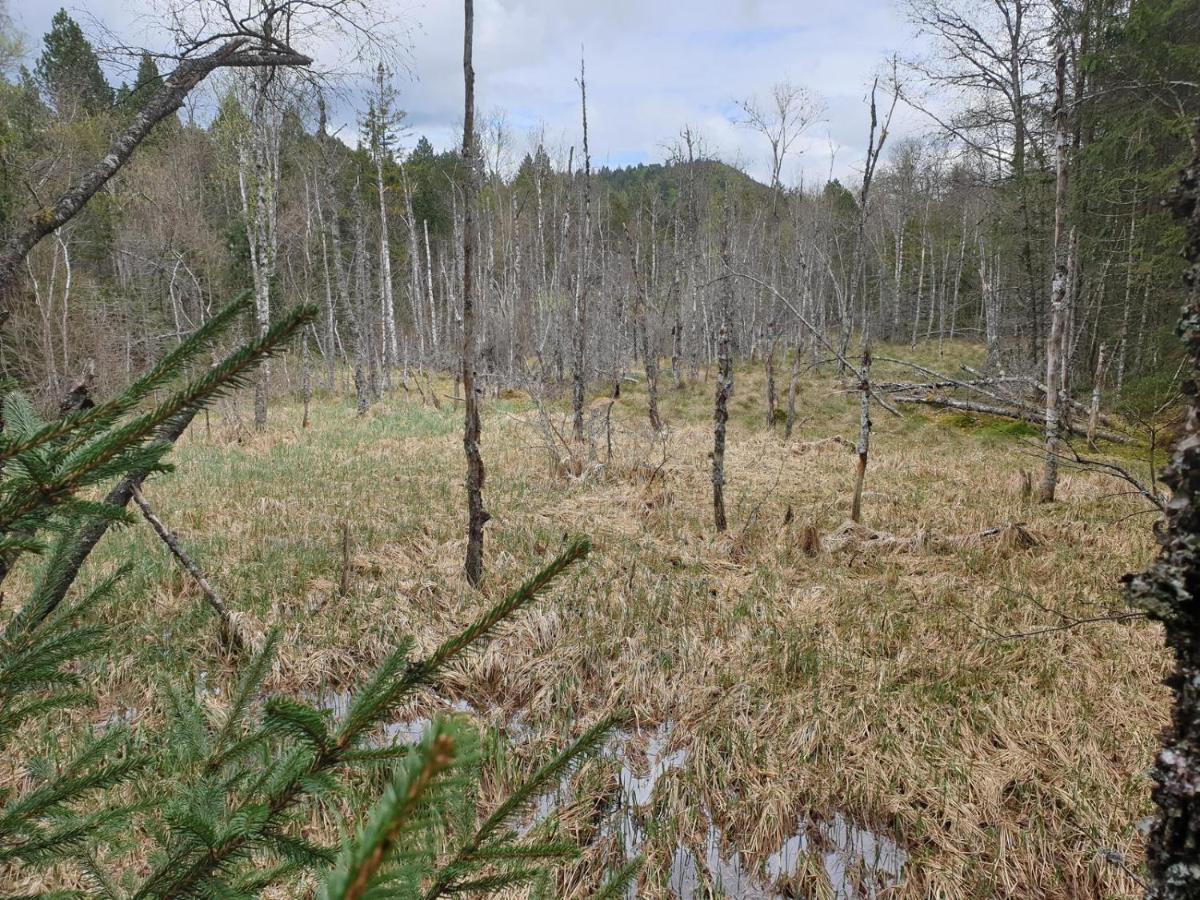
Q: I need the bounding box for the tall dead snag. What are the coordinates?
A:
[845,73,893,524]
[1087,341,1108,451]
[238,67,282,431]
[785,339,801,439]
[713,226,734,533]
[351,186,372,416]
[625,224,662,432]
[1125,126,1200,900]
[1039,46,1071,502]
[369,63,400,375]
[713,322,731,532]
[571,55,593,444]
[850,347,872,523]
[764,326,778,429]
[461,0,488,587]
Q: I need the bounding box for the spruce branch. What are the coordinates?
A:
[0,303,317,550]
[0,294,252,464]
[423,712,623,900]
[319,721,461,900]
[131,538,592,898]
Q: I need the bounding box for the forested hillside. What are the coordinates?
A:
[1,0,1195,415]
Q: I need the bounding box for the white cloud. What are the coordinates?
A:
[12,0,934,184]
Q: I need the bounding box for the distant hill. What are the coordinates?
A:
[596,159,772,208]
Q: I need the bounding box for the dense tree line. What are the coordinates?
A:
[0,0,1194,430]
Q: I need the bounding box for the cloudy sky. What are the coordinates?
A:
[11,0,932,185]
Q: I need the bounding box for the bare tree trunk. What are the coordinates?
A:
[571,57,592,444]
[424,219,438,355]
[764,327,778,429]
[1039,47,1070,503]
[851,347,872,523]
[1087,341,1107,451]
[1125,121,1200,900]
[911,218,927,348]
[949,213,966,341]
[402,167,425,361]
[351,190,371,416]
[671,315,683,389]
[238,69,280,431]
[131,485,242,650]
[1135,276,1152,373]
[461,0,488,587]
[784,337,801,439]
[313,168,338,390]
[1116,206,1137,396]
[376,155,398,374]
[626,226,662,432]
[979,235,1001,368]
[301,331,312,429]
[893,214,905,336]
[713,321,731,533]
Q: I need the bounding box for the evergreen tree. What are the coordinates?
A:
[117,52,174,125]
[0,292,623,894]
[34,9,112,117]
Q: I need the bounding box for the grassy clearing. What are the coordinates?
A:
[6,340,1168,897]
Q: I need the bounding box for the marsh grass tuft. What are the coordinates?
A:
[4,342,1167,897]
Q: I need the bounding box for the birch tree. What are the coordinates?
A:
[365,62,401,375]
[1038,46,1071,503]
[237,68,283,430]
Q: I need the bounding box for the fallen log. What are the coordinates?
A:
[960,364,1122,429]
[892,392,1131,444]
[132,484,249,651]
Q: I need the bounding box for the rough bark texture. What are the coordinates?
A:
[764,330,777,429]
[351,196,371,416]
[712,321,731,532]
[461,0,488,587]
[851,347,872,523]
[1039,48,1070,503]
[243,73,279,431]
[1127,125,1200,900]
[712,223,735,534]
[785,340,800,439]
[1087,341,1107,451]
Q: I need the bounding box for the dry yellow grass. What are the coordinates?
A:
[7,342,1170,897]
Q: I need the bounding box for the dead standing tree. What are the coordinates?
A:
[237,65,283,430]
[1039,45,1072,503]
[712,220,734,533]
[461,0,488,587]
[1087,341,1109,451]
[851,347,873,523]
[625,223,663,432]
[1124,125,1200,900]
[848,74,896,523]
[571,55,594,445]
[735,80,822,220]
